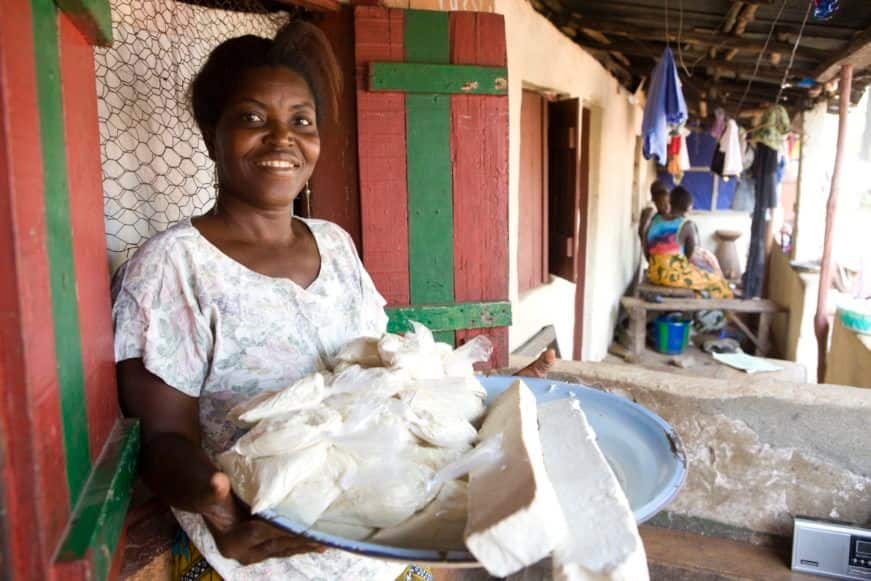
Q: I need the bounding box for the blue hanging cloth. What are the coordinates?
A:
[641,47,688,164]
[813,0,839,21]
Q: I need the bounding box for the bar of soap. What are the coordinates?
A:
[464,379,568,577]
[538,399,649,581]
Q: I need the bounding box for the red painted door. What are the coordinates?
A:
[354,6,510,368]
[0,1,137,579]
[518,89,548,293]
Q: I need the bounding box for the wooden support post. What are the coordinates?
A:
[815,64,852,383]
[628,306,646,360]
[757,312,773,357]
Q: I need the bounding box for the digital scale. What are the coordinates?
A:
[793,516,871,580]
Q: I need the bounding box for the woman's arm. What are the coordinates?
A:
[680,220,699,260]
[638,207,654,255]
[118,359,323,564]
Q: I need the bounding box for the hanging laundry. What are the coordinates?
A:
[667,135,683,181]
[750,104,791,151]
[678,129,691,172]
[709,107,726,139]
[720,119,743,177]
[743,143,780,298]
[813,0,840,20]
[666,131,691,182]
[642,47,688,164]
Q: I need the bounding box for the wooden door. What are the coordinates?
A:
[354,7,510,367]
[0,1,136,579]
[548,98,580,282]
[518,89,548,293]
[573,107,591,360]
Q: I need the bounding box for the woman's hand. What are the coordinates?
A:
[514,348,556,378]
[117,359,324,565]
[203,472,325,565]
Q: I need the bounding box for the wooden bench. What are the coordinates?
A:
[620,296,786,360]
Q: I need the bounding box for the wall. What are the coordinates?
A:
[513,356,871,542]
[691,210,751,273]
[794,92,871,267]
[826,317,871,388]
[492,0,648,360]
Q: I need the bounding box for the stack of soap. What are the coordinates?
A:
[464,379,649,580]
[539,398,649,580]
[464,380,568,577]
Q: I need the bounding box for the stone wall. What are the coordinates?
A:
[512,356,871,543]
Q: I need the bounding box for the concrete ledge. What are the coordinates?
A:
[510,357,871,541]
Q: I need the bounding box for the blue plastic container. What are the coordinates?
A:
[653,314,691,355]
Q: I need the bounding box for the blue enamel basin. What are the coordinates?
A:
[260,375,687,566]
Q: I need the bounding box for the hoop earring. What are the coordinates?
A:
[304,181,312,217]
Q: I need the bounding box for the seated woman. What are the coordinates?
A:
[638,180,671,255]
[645,186,733,298]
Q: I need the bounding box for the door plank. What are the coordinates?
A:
[354,6,410,305]
[450,11,509,367]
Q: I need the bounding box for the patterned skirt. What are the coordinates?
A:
[648,253,734,298]
[172,528,433,581]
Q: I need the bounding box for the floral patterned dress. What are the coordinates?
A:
[112,217,407,580]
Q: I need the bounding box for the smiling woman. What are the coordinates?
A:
[111,21,409,581]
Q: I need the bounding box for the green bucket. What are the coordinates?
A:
[652,314,691,355]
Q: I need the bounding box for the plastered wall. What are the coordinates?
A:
[494,0,648,360]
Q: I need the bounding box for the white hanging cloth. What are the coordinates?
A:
[678,127,691,172]
[719,119,743,177]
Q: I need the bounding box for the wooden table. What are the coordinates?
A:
[620,296,785,360]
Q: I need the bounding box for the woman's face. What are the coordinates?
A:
[653,192,670,216]
[211,66,320,210]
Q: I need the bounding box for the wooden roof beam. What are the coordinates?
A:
[723,1,744,35]
[574,37,815,79]
[814,25,871,82]
[734,3,758,36]
[575,19,829,60]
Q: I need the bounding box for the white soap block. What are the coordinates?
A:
[371,480,468,550]
[538,399,649,581]
[464,379,568,577]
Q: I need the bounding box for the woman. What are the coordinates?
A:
[645,186,733,298]
[638,180,670,257]
[113,22,552,580]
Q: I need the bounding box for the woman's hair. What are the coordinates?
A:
[650,180,669,199]
[669,186,693,213]
[189,20,342,137]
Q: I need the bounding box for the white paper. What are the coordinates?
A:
[712,352,783,374]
